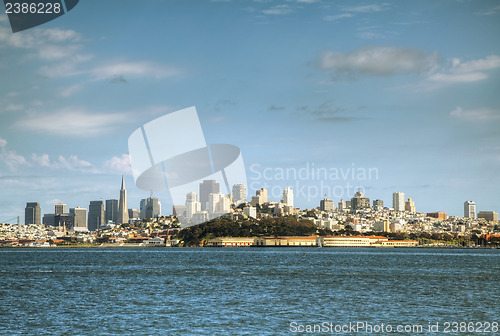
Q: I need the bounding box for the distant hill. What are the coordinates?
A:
[177,216,317,247]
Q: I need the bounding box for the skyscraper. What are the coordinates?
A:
[25,202,41,225]
[320,198,334,212]
[70,207,87,230]
[256,188,268,203]
[351,191,370,211]
[405,198,416,213]
[117,175,129,224]
[88,201,104,231]
[54,203,66,215]
[393,192,405,211]
[199,180,219,210]
[140,196,161,219]
[208,192,230,215]
[373,199,384,211]
[281,187,293,207]
[185,192,201,220]
[464,201,476,219]
[106,199,118,224]
[232,184,246,205]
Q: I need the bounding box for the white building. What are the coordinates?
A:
[393,192,405,211]
[464,201,476,219]
[185,192,201,220]
[232,184,247,206]
[208,192,231,215]
[281,187,293,208]
[243,206,257,219]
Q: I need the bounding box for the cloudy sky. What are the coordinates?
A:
[1,0,499,222]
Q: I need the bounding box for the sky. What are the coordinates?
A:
[0,0,499,222]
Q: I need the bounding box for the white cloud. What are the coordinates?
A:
[342,3,390,13]
[59,84,82,97]
[31,153,95,171]
[104,154,132,175]
[262,5,293,15]
[450,106,500,122]
[317,46,440,78]
[0,137,28,170]
[323,13,354,21]
[477,5,500,16]
[429,55,500,85]
[17,108,127,137]
[91,61,179,80]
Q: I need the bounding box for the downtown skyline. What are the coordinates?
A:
[0,1,499,222]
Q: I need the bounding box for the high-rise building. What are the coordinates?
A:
[25,202,41,225]
[117,175,129,224]
[373,199,384,211]
[200,180,220,210]
[88,201,104,231]
[54,203,66,215]
[185,192,201,220]
[477,211,498,222]
[106,199,118,224]
[256,188,268,203]
[464,201,476,219]
[351,191,370,211]
[232,184,246,205]
[393,192,405,211]
[320,198,334,212]
[70,207,87,229]
[208,192,230,215]
[281,187,293,207]
[405,198,416,213]
[128,209,140,220]
[338,199,347,211]
[140,196,161,219]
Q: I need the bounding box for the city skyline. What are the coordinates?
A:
[17,176,498,226]
[0,1,499,221]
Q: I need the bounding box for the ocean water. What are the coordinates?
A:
[0,248,499,335]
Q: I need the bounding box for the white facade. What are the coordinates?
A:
[243,206,257,219]
[208,192,231,215]
[281,187,293,207]
[464,201,476,219]
[392,192,405,211]
[232,184,247,205]
[185,192,201,220]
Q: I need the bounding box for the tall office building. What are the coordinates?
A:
[25,202,41,225]
[199,180,220,210]
[256,188,268,203]
[320,198,334,212]
[54,203,66,215]
[373,199,384,211]
[117,175,129,224]
[464,201,476,219]
[88,201,104,231]
[477,211,498,222]
[405,198,416,213]
[185,192,201,220]
[140,196,161,219]
[393,192,405,211]
[232,184,246,205]
[281,187,293,207]
[106,199,118,224]
[351,191,370,211]
[70,207,87,229]
[338,199,347,211]
[208,192,230,215]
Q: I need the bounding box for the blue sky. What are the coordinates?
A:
[0,0,499,222]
